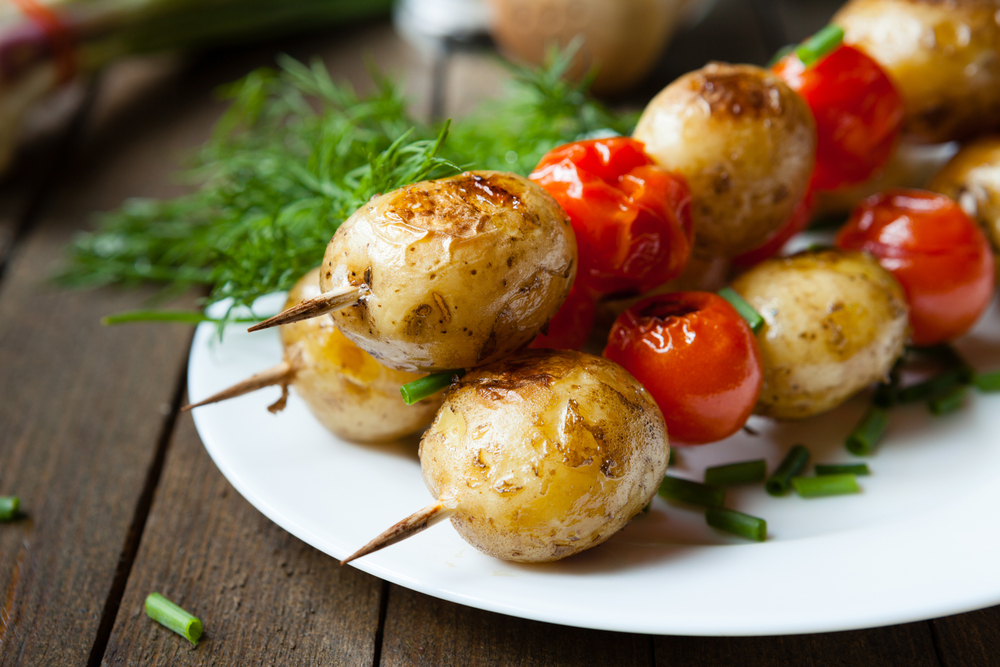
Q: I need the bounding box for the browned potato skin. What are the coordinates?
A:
[633,63,816,259]
[420,350,668,563]
[320,171,576,373]
[929,135,1000,277]
[834,0,1000,144]
[731,250,909,420]
[281,269,441,443]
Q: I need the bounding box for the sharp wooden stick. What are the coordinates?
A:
[182,361,296,412]
[341,501,456,566]
[248,284,367,332]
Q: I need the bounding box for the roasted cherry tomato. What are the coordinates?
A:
[529,283,596,350]
[774,43,904,192]
[836,189,995,346]
[603,292,763,445]
[530,137,693,297]
[732,194,815,268]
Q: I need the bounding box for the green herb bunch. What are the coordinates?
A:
[59,47,636,324]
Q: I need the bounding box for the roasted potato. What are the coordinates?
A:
[731,249,909,420]
[320,171,577,373]
[419,349,668,562]
[834,0,1000,144]
[633,62,816,259]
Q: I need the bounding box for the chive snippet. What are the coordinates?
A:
[145,593,203,645]
[717,287,764,334]
[400,369,465,405]
[766,444,809,496]
[706,507,767,542]
[815,462,870,476]
[668,448,677,467]
[767,44,797,67]
[973,371,1000,392]
[704,459,767,486]
[929,385,967,415]
[0,496,19,521]
[793,474,860,498]
[846,406,889,456]
[658,476,725,507]
[898,368,969,405]
[796,25,845,67]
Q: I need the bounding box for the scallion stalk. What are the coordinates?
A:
[973,371,1000,393]
[658,476,725,507]
[928,385,967,415]
[145,593,203,645]
[898,367,969,404]
[717,287,764,334]
[796,25,845,67]
[766,444,809,496]
[0,496,19,521]
[792,474,860,498]
[400,370,465,405]
[705,507,767,541]
[704,459,766,486]
[815,462,869,476]
[845,406,889,456]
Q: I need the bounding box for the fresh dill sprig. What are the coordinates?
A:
[59,49,635,323]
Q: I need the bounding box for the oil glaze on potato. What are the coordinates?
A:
[320,171,576,373]
[835,0,1000,143]
[731,250,909,420]
[281,269,441,442]
[633,62,816,259]
[419,350,668,562]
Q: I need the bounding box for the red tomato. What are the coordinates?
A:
[603,292,763,445]
[774,43,904,192]
[530,138,693,297]
[529,283,596,350]
[732,194,815,268]
[836,189,995,346]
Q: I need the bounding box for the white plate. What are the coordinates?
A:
[189,295,1000,636]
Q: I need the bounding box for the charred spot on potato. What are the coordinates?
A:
[693,63,784,118]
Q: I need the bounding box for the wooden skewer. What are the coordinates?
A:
[248,284,367,332]
[182,360,297,412]
[341,501,457,566]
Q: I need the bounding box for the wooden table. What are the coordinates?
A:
[2,1,999,665]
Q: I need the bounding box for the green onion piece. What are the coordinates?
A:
[704,459,767,486]
[796,25,845,67]
[973,371,1000,392]
[906,344,973,379]
[766,444,810,496]
[898,368,969,404]
[929,385,967,415]
[846,406,889,456]
[145,593,203,645]
[815,462,870,476]
[668,448,677,467]
[400,370,465,405]
[717,287,764,334]
[792,474,860,498]
[767,44,797,67]
[0,496,19,521]
[658,476,725,507]
[102,310,261,326]
[705,507,767,541]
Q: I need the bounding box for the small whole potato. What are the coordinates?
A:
[320,171,576,373]
[419,349,668,563]
[633,62,816,259]
[834,0,1000,143]
[731,249,909,420]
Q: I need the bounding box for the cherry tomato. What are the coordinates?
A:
[530,138,693,297]
[732,194,815,268]
[529,283,596,350]
[603,292,763,445]
[836,189,995,346]
[774,43,904,192]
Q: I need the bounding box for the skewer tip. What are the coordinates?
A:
[341,501,455,566]
[248,284,366,332]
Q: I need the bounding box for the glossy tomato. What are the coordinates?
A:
[836,189,995,346]
[530,137,693,297]
[774,43,904,192]
[529,283,596,351]
[603,292,763,445]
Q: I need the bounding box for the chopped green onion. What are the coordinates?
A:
[704,459,766,486]
[796,25,845,67]
[815,463,869,476]
[767,44,797,67]
[792,474,860,498]
[668,448,677,467]
[145,593,203,645]
[929,385,967,415]
[846,406,889,456]
[766,444,809,496]
[705,507,767,541]
[906,344,973,378]
[102,310,261,326]
[658,476,725,507]
[0,496,19,521]
[400,370,465,405]
[717,287,764,334]
[973,371,1000,392]
[898,368,969,404]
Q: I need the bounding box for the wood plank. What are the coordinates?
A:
[931,607,1000,667]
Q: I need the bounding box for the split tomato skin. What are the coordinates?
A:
[603,292,763,445]
[530,137,693,298]
[836,189,996,346]
[774,43,904,192]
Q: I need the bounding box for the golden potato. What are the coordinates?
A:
[731,249,909,420]
[633,62,816,259]
[834,0,1000,143]
[320,171,576,373]
[419,349,668,562]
